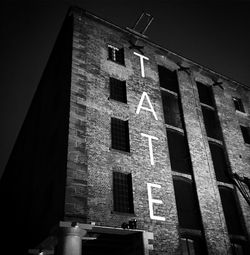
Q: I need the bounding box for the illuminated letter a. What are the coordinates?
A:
[136,92,158,120]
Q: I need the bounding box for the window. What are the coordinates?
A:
[181,238,195,255]
[108,45,125,65]
[113,172,134,213]
[218,186,244,236]
[109,77,127,103]
[233,97,245,113]
[158,65,179,93]
[202,107,222,140]
[240,126,250,144]
[196,82,214,107]
[167,130,192,174]
[111,118,130,152]
[231,242,244,255]
[161,91,183,128]
[173,178,202,230]
[209,142,231,183]
[181,236,207,255]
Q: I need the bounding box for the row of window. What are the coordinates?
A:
[159,67,207,254]
[107,47,248,253]
[112,169,247,253]
[108,65,249,146]
[159,66,249,254]
[196,80,247,253]
[107,43,248,118]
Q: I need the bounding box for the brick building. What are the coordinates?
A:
[0,7,250,255]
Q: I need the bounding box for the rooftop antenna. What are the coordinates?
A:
[127,12,154,55]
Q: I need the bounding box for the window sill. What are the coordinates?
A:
[229,234,247,241]
[207,137,223,145]
[160,87,178,96]
[111,211,136,217]
[236,110,248,117]
[109,147,132,156]
[108,97,128,106]
[244,143,250,148]
[217,181,234,188]
[107,58,126,67]
[165,124,184,134]
[172,171,192,180]
[179,228,202,236]
[200,102,215,111]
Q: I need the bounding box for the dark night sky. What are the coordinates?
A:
[0,0,250,178]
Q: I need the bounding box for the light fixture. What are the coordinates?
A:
[71,221,78,227]
[38,249,44,255]
[129,219,137,229]
[121,222,129,229]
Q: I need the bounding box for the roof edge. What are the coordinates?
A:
[69,6,249,90]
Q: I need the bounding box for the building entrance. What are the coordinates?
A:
[84,232,144,255]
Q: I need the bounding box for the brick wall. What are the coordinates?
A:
[65,8,250,254]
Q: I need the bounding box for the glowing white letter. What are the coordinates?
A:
[141,133,158,165]
[134,52,149,77]
[147,183,166,221]
[136,92,158,120]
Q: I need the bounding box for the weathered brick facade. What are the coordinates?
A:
[63,7,250,255]
[1,6,249,255]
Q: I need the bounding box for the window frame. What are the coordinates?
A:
[112,171,134,214]
[158,65,179,93]
[111,117,130,152]
[196,82,215,107]
[167,129,192,175]
[161,90,184,129]
[109,77,127,103]
[173,176,203,230]
[201,106,223,141]
[218,185,245,236]
[232,97,245,113]
[208,141,231,183]
[240,125,250,145]
[107,44,125,65]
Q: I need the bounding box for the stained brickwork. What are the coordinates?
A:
[65,8,250,255]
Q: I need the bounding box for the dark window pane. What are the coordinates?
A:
[161,91,183,128]
[173,178,202,230]
[108,46,113,60]
[167,130,192,174]
[111,118,130,152]
[231,243,244,255]
[107,46,125,65]
[202,106,222,140]
[181,238,195,255]
[158,65,179,92]
[231,240,249,255]
[113,172,134,213]
[209,142,231,183]
[181,236,207,255]
[219,186,244,235]
[233,97,245,113]
[110,78,127,103]
[116,48,125,65]
[197,82,214,107]
[240,126,250,144]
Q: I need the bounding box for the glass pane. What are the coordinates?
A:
[158,65,179,92]
[197,82,214,107]
[202,107,222,140]
[167,130,192,174]
[161,91,183,128]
